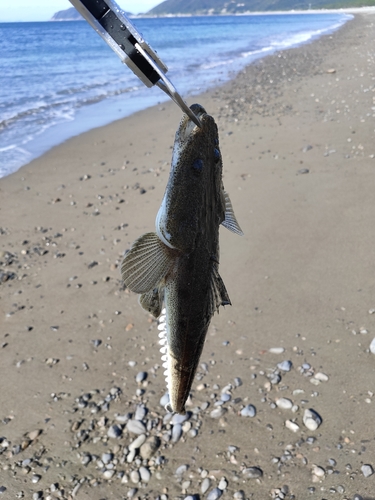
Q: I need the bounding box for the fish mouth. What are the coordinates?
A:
[179,104,207,143]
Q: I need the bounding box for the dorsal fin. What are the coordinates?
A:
[221,190,244,236]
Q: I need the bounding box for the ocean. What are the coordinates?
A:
[0,12,352,178]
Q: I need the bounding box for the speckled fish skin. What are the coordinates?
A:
[121,104,243,414]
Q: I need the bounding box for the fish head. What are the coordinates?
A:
[156,104,226,252]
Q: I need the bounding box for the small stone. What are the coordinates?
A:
[129,434,146,451]
[269,347,285,354]
[101,452,114,464]
[139,436,161,459]
[233,491,245,500]
[218,477,228,490]
[27,429,42,441]
[139,466,151,482]
[135,371,147,383]
[240,404,256,417]
[126,419,146,435]
[285,420,300,432]
[130,470,140,484]
[0,487,6,494]
[210,407,227,419]
[172,412,191,425]
[312,464,325,477]
[277,360,292,372]
[314,372,329,382]
[361,464,374,477]
[303,408,322,431]
[234,377,243,387]
[326,68,336,73]
[242,467,263,479]
[160,392,170,407]
[103,469,115,479]
[31,475,42,483]
[370,337,375,354]
[107,424,123,438]
[207,488,223,500]
[275,398,293,410]
[172,424,183,443]
[127,488,138,499]
[134,405,147,421]
[32,493,43,500]
[175,464,189,476]
[201,477,211,494]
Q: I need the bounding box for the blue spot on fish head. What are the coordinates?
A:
[192,158,203,175]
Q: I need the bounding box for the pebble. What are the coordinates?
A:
[172,423,183,443]
[275,398,293,410]
[233,491,245,500]
[126,419,146,435]
[210,407,227,419]
[218,477,228,490]
[139,466,151,482]
[130,470,140,484]
[207,487,223,500]
[134,405,147,421]
[101,452,114,464]
[314,372,329,382]
[361,464,374,477]
[240,404,256,417]
[269,347,285,354]
[103,469,115,479]
[139,436,161,459]
[159,392,170,407]
[27,429,42,441]
[242,466,263,479]
[303,408,322,431]
[127,488,138,499]
[201,477,211,494]
[107,424,123,438]
[172,412,191,425]
[312,464,325,477]
[285,420,300,432]
[234,377,243,387]
[129,433,146,451]
[277,360,292,372]
[176,464,189,476]
[135,371,147,383]
[370,337,375,354]
[0,487,6,495]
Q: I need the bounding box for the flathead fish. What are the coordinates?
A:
[121,104,243,414]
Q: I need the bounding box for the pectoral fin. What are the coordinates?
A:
[221,190,244,236]
[209,264,231,316]
[139,286,164,318]
[121,232,175,294]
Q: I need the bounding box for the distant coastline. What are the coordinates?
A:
[50,5,375,21]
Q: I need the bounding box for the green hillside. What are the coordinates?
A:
[148,0,375,14]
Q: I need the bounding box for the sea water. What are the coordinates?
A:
[0,13,352,177]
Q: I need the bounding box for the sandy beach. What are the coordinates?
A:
[1,11,375,500]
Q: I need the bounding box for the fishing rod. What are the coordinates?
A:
[68,0,202,128]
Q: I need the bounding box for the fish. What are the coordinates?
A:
[121,103,243,414]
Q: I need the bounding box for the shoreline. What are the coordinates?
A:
[1,10,352,179]
[1,11,375,499]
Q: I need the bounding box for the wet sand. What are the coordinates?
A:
[1,11,375,500]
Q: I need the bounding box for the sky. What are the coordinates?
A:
[0,0,163,22]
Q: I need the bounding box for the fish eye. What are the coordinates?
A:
[213,148,221,162]
[192,158,203,174]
